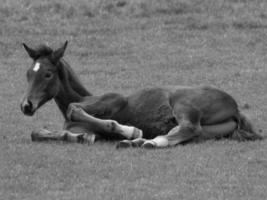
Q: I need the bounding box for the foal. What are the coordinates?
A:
[20,41,262,148]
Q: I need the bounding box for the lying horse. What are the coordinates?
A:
[20,41,262,148]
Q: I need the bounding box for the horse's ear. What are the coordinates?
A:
[51,41,68,63]
[23,43,39,60]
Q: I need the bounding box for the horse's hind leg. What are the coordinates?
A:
[142,104,202,148]
[67,105,143,139]
[142,124,201,148]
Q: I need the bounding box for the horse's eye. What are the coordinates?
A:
[44,72,53,79]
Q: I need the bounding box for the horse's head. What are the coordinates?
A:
[20,41,68,116]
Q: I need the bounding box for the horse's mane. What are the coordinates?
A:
[35,44,53,57]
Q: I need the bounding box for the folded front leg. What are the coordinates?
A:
[67,105,143,140]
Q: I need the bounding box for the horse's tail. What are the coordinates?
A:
[231,112,263,141]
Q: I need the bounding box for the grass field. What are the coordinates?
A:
[1,0,267,199]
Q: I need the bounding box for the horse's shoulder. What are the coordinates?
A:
[92,93,127,112]
[79,93,127,118]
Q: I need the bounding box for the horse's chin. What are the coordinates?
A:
[23,108,36,116]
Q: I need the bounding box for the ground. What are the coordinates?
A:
[0,0,267,199]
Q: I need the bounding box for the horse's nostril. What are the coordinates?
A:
[27,100,33,110]
[25,102,32,112]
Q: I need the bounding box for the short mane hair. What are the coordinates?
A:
[35,44,53,57]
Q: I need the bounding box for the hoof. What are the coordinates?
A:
[31,129,51,142]
[31,131,38,142]
[80,133,96,145]
[116,140,132,149]
[131,138,146,147]
[142,141,157,149]
[131,128,143,139]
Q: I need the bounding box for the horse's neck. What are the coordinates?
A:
[54,60,91,119]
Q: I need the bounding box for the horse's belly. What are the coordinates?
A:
[127,104,176,139]
[123,89,176,139]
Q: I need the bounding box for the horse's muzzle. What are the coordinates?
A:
[20,98,35,116]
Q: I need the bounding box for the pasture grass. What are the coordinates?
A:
[0,0,267,199]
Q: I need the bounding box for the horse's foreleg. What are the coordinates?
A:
[31,128,96,144]
[31,129,65,142]
[67,105,142,139]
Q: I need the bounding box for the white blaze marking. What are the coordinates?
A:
[33,62,40,72]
